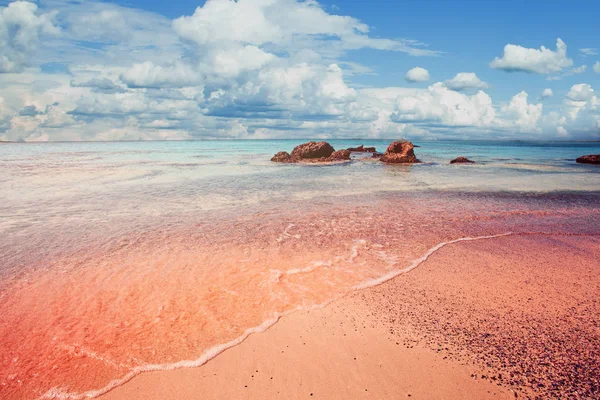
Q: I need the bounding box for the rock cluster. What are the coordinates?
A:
[271,140,423,164]
[270,141,349,163]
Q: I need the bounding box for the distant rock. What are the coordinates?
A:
[290,141,335,159]
[330,149,351,160]
[576,154,600,165]
[347,145,377,153]
[271,151,293,163]
[380,140,420,164]
[450,156,475,164]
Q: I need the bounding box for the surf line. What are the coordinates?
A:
[41,230,598,400]
[353,232,514,290]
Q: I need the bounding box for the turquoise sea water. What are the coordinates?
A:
[2,140,599,205]
[2,139,599,253]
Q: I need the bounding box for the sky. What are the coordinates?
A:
[0,0,599,141]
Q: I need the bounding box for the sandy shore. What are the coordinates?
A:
[101,233,599,399]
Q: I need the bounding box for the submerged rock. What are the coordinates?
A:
[380,140,420,164]
[576,154,600,165]
[450,156,475,164]
[290,141,335,159]
[347,145,377,153]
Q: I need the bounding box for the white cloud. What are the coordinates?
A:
[0,0,598,141]
[405,67,429,82]
[566,84,594,102]
[0,1,59,73]
[557,84,599,137]
[391,83,496,127]
[594,61,600,73]
[490,38,573,74]
[540,88,553,99]
[203,62,357,119]
[443,72,488,91]
[210,45,276,78]
[172,0,439,57]
[120,61,202,88]
[500,91,543,132]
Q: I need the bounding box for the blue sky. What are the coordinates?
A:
[0,0,599,141]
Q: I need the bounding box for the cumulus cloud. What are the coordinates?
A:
[557,84,599,138]
[405,67,429,82]
[173,0,439,57]
[500,91,543,132]
[490,38,573,74]
[391,83,496,127]
[443,72,488,91]
[594,61,600,73]
[203,63,357,120]
[1,0,598,141]
[566,84,594,102]
[540,88,553,100]
[0,1,59,73]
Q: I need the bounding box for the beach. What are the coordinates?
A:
[101,233,599,400]
[1,140,599,399]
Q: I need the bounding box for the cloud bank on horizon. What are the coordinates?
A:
[0,0,599,141]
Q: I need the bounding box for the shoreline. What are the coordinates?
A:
[99,232,600,399]
[3,190,599,399]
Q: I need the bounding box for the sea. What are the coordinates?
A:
[1,139,599,399]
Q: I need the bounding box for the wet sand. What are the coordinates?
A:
[101,233,600,400]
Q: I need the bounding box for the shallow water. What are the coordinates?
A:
[1,140,599,399]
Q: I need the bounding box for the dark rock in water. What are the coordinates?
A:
[347,145,377,153]
[271,141,349,163]
[371,152,383,159]
[576,154,600,165]
[271,151,293,163]
[290,141,335,159]
[330,149,351,160]
[450,156,475,164]
[380,140,420,164]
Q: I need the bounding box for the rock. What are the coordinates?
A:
[330,149,351,160]
[347,145,377,153]
[371,152,383,159]
[380,140,420,164]
[271,151,293,163]
[450,156,475,164]
[271,141,350,164]
[576,154,600,165]
[290,141,335,159]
